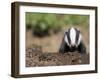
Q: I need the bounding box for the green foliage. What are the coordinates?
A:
[26,12,89,37]
[63,15,89,28]
[26,13,62,37]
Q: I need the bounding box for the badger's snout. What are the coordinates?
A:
[69,44,77,48]
[69,44,77,51]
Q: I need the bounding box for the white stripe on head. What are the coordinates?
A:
[70,27,76,46]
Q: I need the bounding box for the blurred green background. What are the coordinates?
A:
[26,12,89,37]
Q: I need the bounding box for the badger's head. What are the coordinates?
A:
[64,27,82,48]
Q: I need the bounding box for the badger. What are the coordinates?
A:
[59,27,86,54]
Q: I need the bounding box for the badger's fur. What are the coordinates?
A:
[59,27,86,54]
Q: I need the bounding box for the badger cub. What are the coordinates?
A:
[59,27,86,54]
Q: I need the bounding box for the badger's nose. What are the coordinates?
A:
[69,44,76,48]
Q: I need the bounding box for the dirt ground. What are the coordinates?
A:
[26,27,89,67]
[26,45,89,67]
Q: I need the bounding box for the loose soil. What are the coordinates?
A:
[26,44,89,67]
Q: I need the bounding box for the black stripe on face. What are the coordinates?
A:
[75,28,80,45]
[66,28,71,45]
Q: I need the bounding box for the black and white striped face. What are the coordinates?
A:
[64,27,82,48]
